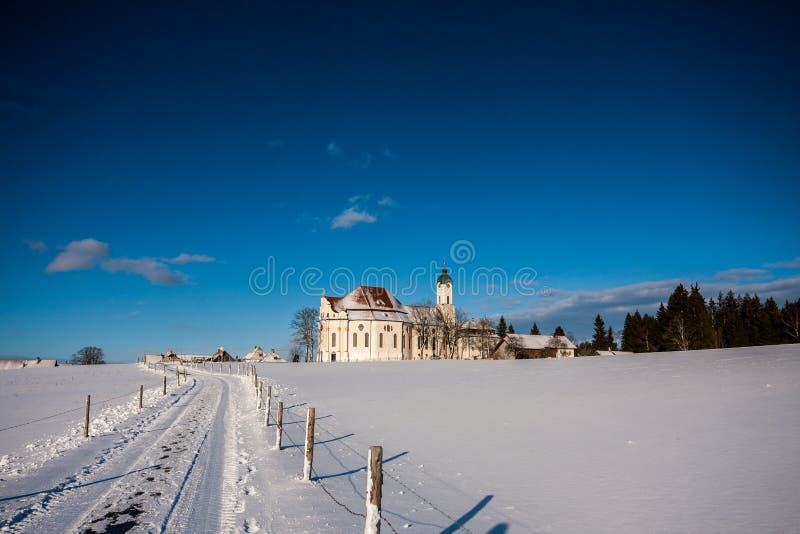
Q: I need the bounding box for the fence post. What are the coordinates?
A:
[163,375,167,395]
[139,384,143,411]
[365,446,383,534]
[83,394,91,438]
[303,407,315,481]
[176,367,180,386]
[257,381,263,409]
[264,385,272,426]
[275,401,283,450]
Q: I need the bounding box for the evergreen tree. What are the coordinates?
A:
[622,311,646,352]
[687,283,714,349]
[497,315,507,338]
[508,324,515,334]
[622,313,634,351]
[591,314,607,350]
[554,325,566,336]
[655,303,669,351]
[761,297,783,345]
[606,326,616,351]
[642,313,659,352]
[530,322,540,335]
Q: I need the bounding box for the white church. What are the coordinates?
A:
[318,265,480,362]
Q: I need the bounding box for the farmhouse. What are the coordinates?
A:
[318,265,497,362]
[492,334,576,359]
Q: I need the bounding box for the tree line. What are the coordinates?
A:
[617,283,800,353]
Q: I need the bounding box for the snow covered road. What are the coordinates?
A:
[0,373,237,532]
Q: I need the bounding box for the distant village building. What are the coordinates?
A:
[211,346,233,362]
[243,346,287,362]
[318,265,497,362]
[492,334,576,359]
[0,358,58,370]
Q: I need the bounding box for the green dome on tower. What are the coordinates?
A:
[437,264,452,286]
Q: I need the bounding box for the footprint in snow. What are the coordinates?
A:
[244,518,260,532]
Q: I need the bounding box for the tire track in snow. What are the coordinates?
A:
[0,380,199,532]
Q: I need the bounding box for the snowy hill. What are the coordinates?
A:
[1,345,798,532]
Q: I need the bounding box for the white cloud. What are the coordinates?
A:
[378,196,394,206]
[714,268,772,282]
[164,253,215,264]
[348,194,371,204]
[331,207,377,229]
[45,238,110,273]
[326,141,372,169]
[23,239,48,253]
[101,258,189,286]
[326,140,344,158]
[764,257,800,269]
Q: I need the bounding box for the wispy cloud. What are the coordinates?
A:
[331,207,377,229]
[44,238,214,285]
[714,268,772,282]
[326,140,372,169]
[348,194,371,204]
[164,253,215,265]
[764,257,800,269]
[380,146,396,159]
[102,258,189,286]
[326,140,344,158]
[23,239,48,253]
[45,238,110,273]
[377,196,394,206]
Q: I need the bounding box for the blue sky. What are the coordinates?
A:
[2,2,799,361]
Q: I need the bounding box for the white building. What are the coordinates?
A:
[492,334,576,359]
[318,265,471,362]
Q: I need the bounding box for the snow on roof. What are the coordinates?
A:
[326,286,410,315]
[505,334,577,350]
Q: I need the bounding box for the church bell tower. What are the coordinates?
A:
[436,261,454,317]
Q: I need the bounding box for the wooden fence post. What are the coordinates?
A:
[365,446,383,534]
[163,375,166,395]
[83,394,91,438]
[275,401,283,450]
[264,385,272,426]
[176,367,180,385]
[257,381,263,409]
[139,384,143,411]
[303,407,315,481]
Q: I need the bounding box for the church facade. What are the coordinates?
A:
[317,266,466,362]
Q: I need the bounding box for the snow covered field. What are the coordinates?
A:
[0,345,798,533]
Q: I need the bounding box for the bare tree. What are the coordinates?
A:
[410,303,436,359]
[290,307,317,363]
[667,316,690,351]
[475,316,496,359]
[70,346,105,365]
[434,306,467,359]
[784,302,800,342]
[505,334,526,359]
[542,335,569,358]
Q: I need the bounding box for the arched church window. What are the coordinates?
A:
[447,296,450,304]
[353,333,357,347]
[379,333,383,348]
[365,333,369,347]
[331,332,336,347]
[393,333,397,348]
